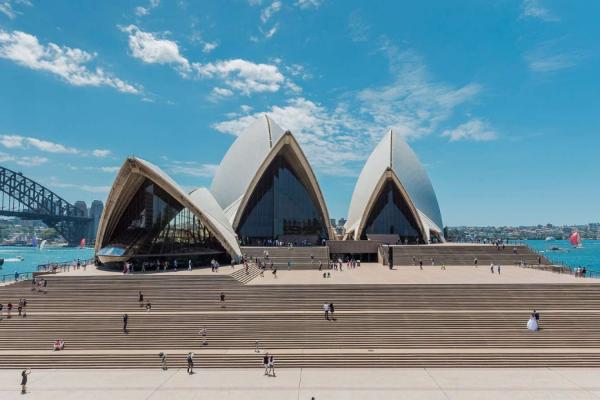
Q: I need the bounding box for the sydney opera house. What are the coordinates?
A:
[95,116,444,266]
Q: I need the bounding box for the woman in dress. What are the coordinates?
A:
[527,314,539,331]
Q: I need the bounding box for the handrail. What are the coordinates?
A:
[36,258,95,273]
[0,271,33,284]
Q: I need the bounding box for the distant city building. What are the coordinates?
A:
[74,200,88,217]
[88,200,104,244]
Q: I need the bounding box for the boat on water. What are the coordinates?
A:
[39,240,47,250]
[4,256,24,262]
[569,231,583,248]
[545,236,555,241]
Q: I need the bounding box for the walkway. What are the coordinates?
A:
[2,367,600,399]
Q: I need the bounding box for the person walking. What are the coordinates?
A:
[268,355,275,377]
[186,352,194,374]
[323,303,330,320]
[490,264,494,274]
[159,352,168,370]
[122,314,128,333]
[188,259,192,271]
[220,292,225,308]
[138,291,144,307]
[497,265,501,274]
[329,303,335,321]
[20,368,31,394]
[200,327,208,346]
[419,260,423,270]
[263,353,270,375]
[255,340,260,353]
[474,258,478,267]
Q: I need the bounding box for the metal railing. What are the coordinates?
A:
[1,271,33,284]
[36,258,95,273]
[515,245,599,279]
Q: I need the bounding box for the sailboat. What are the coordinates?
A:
[569,231,583,248]
[31,236,38,248]
[39,240,48,250]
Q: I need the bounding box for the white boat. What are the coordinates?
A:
[39,240,48,250]
[545,236,555,241]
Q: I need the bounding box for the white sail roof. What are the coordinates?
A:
[96,157,241,259]
[210,115,285,210]
[345,130,444,239]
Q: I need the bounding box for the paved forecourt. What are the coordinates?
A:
[249,262,597,285]
[2,367,600,399]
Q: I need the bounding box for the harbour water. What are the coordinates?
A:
[526,240,600,273]
[0,246,94,282]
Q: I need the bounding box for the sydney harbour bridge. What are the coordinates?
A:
[0,165,103,246]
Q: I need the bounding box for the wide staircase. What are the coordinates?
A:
[241,246,330,270]
[388,244,548,266]
[2,272,600,368]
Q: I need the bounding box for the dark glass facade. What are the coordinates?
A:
[237,155,327,245]
[360,180,424,243]
[102,179,226,262]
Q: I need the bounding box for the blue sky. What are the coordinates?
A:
[0,0,598,226]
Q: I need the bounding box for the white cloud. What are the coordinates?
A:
[0,134,78,153]
[202,41,218,53]
[99,166,120,173]
[285,63,312,80]
[92,149,111,158]
[0,151,48,167]
[0,134,115,160]
[262,24,279,39]
[0,0,31,19]
[525,49,579,72]
[441,119,498,142]
[16,155,49,167]
[120,25,289,95]
[295,0,323,9]
[120,25,190,73]
[135,0,160,17]
[357,47,481,140]
[240,104,253,113]
[260,1,281,23]
[213,97,370,176]
[213,45,485,176]
[49,178,111,193]
[247,0,262,5]
[0,29,140,94]
[521,0,558,22]
[194,59,285,95]
[211,87,234,97]
[0,151,14,162]
[348,10,370,42]
[0,2,16,19]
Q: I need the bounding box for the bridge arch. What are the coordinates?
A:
[0,165,93,246]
